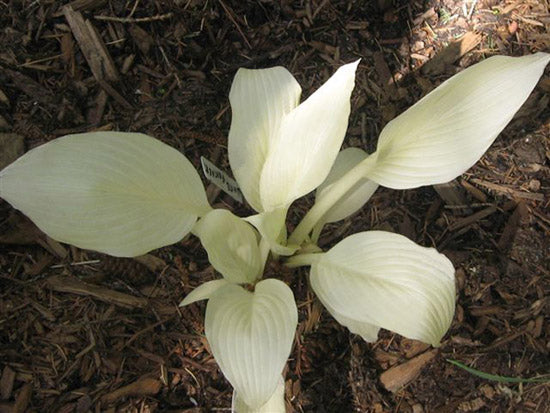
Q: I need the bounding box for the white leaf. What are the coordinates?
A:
[310,231,455,346]
[206,280,297,409]
[0,132,210,257]
[179,279,230,307]
[260,61,360,211]
[315,147,378,224]
[322,299,380,343]
[367,53,550,189]
[228,67,301,211]
[193,209,262,284]
[245,208,298,256]
[232,376,285,413]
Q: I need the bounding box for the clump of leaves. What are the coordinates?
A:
[1,53,548,412]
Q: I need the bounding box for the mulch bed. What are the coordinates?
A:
[1,0,549,411]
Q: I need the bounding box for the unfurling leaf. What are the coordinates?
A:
[0,132,210,257]
[228,67,302,212]
[205,279,297,410]
[367,53,550,189]
[260,61,359,211]
[245,208,298,256]
[227,61,360,213]
[310,231,455,346]
[193,209,262,283]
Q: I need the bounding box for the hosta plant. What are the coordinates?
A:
[1,52,548,412]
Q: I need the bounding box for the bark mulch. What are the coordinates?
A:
[1,0,549,411]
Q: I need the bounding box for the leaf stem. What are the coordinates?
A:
[285,253,323,268]
[288,155,377,245]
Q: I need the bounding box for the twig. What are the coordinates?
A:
[448,206,498,231]
[471,178,544,202]
[94,12,173,23]
[64,6,119,82]
[46,274,148,309]
[467,0,478,20]
[218,0,251,49]
[50,259,101,269]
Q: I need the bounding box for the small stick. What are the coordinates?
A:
[50,259,101,269]
[218,0,251,49]
[467,0,478,20]
[94,12,173,23]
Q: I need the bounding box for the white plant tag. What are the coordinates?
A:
[201,157,243,203]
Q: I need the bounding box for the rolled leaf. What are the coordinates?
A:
[0,132,210,257]
[232,377,286,413]
[245,208,298,256]
[260,61,360,211]
[315,147,379,224]
[228,67,301,211]
[310,231,455,346]
[367,53,550,189]
[193,209,262,284]
[206,280,297,409]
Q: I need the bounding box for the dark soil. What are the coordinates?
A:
[1,0,549,412]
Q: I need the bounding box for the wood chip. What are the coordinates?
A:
[380,349,438,392]
[0,114,10,131]
[54,0,107,16]
[470,179,544,202]
[373,51,396,101]
[63,6,133,108]
[448,206,497,231]
[3,68,54,106]
[101,378,162,404]
[96,78,133,109]
[0,87,9,106]
[433,181,470,212]
[12,383,32,413]
[498,202,528,251]
[60,32,76,76]
[0,213,42,245]
[460,179,487,202]
[400,339,431,359]
[46,275,148,309]
[133,254,167,273]
[0,366,16,400]
[37,235,68,258]
[0,133,24,170]
[421,32,481,75]
[458,397,486,412]
[63,7,119,82]
[129,25,154,55]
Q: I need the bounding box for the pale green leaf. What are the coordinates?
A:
[315,147,378,224]
[0,132,210,257]
[245,208,298,256]
[260,61,360,211]
[179,279,230,307]
[228,67,301,211]
[367,53,550,189]
[193,209,262,284]
[310,231,455,346]
[322,298,380,342]
[206,280,297,409]
[232,377,286,413]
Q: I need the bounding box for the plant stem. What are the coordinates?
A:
[285,253,323,268]
[288,155,377,245]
